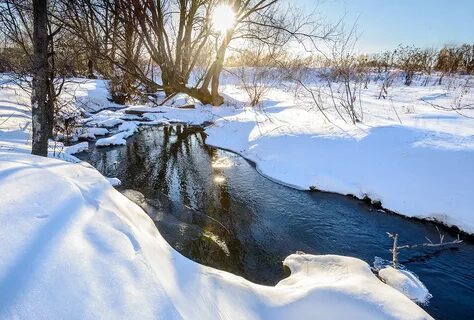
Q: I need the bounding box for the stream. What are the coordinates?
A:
[77,124,474,320]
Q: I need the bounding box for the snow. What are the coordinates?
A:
[96,131,133,147]
[1,73,473,234]
[76,127,110,140]
[203,77,474,234]
[95,121,138,147]
[106,177,122,187]
[125,105,164,114]
[117,121,138,133]
[167,92,196,107]
[379,267,432,305]
[0,80,33,154]
[85,110,125,128]
[114,77,474,233]
[0,152,432,319]
[206,118,474,233]
[140,105,221,125]
[63,142,88,155]
[61,78,120,113]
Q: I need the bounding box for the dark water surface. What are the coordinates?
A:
[78,125,474,320]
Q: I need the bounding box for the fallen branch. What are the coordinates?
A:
[387,227,463,269]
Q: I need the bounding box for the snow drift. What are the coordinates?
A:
[379,266,432,304]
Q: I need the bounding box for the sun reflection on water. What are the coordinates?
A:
[213,175,226,184]
[212,156,234,169]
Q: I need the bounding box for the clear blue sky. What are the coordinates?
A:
[298,0,474,53]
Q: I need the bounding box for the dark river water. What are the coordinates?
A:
[77,125,474,320]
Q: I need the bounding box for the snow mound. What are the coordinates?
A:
[77,127,110,140]
[85,110,125,128]
[141,105,232,125]
[117,121,138,133]
[95,126,137,147]
[0,152,432,320]
[379,267,432,304]
[166,93,194,107]
[106,177,122,187]
[65,79,120,113]
[64,142,88,155]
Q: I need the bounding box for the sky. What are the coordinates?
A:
[298,0,474,53]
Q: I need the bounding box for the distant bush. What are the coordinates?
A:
[356,44,473,86]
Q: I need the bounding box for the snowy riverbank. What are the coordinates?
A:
[1,75,473,235]
[126,76,474,235]
[0,152,432,319]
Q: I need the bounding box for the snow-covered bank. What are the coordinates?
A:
[203,79,474,235]
[1,74,473,234]
[205,116,474,234]
[0,152,432,319]
[85,77,474,234]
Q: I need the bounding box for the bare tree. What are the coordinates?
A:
[0,0,78,154]
[31,0,50,155]
[291,66,335,123]
[227,39,286,107]
[324,26,365,124]
[288,24,365,125]
[2,1,338,111]
[459,44,474,75]
[48,0,337,106]
[435,45,474,84]
[56,0,156,103]
[128,0,334,105]
[378,71,399,100]
[394,45,435,86]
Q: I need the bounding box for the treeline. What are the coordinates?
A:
[360,44,474,85]
[1,0,326,156]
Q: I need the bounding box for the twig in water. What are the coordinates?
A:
[387,228,463,269]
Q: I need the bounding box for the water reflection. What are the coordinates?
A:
[78,125,474,320]
[80,125,247,275]
[212,156,234,169]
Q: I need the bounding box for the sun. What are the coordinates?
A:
[212,4,236,33]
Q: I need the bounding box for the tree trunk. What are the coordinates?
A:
[87,59,97,79]
[210,66,224,106]
[31,0,50,156]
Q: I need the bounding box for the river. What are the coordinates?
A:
[77,125,474,319]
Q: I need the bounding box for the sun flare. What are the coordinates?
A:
[212,4,236,33]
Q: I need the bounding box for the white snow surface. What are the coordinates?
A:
[379,267,432,304]
[138,105,220,124]
[64,142,89,155]
[62,78,120,112]
[76,126,110,140]
[95,121,139,147]
[95,131,133,146]
[0,152,432,319]
[0,73,471,317]
[85,110,125,128]
[106,177,122,187]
